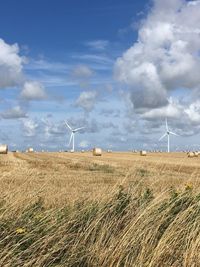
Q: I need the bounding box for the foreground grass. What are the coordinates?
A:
[0,182,199,267]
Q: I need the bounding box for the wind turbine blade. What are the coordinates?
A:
[65,121,72,131]
[74,127,85,132]
[165,118,169,131]
[159,133,167,141]
[169,131,179,136]
[68,133,73,146]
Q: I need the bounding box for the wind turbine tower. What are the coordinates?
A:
[159,119,179,153]
[64,121,85,152]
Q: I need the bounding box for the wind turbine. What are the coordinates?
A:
[64,121,85,152]
[159,118,179,153]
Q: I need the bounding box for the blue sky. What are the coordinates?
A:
[0,0,144,55]
[0,0,200,151]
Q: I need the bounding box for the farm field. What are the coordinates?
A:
[1,151,200,206]
[0,151,200,266]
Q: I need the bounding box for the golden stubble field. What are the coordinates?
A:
[0,151,199,208]
[1,151,200,267]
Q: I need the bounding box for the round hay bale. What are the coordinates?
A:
[93,148,102,156]
[194,152,198,157]
[0,144,8,154]
[81,150,85,153]
[107,149,112,153]
[140,150,147,156]
[188,152,194,158]
[28,147,34,153]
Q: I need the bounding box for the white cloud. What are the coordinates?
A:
[43,119,66,137]
[1,106,27,119]
[22,119,39,137]
[75,90,98,112]
[0,38,25,88]
[114,0,200,112]
[141,98,183,119]
[188,0,200,6]
[72,65,93,79]
[185,101,200,123]
[21,81,47,101]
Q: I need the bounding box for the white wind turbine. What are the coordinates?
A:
[64,121,85,152]
[159,118,179,153]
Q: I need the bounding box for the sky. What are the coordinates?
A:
[0,0,200,152]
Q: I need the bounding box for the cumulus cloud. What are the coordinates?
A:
[0,38,48,104]
[21,81,47,101]
[83,118,101,133]
[141,98,183,120]
[100,108,121,118]
[22,119,39,137]
[102,121,118,129]
[0,38,25,88]
[141,99,200,136]
[185,100,200,124]
[1,106,27,119]
[75,90,98,112]
[43,119,66,137]
[115,0,200,112]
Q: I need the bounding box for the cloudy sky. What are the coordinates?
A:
[0,0,200,151]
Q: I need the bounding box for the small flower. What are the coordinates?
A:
[185,183,193,191]
[16,228,26,234]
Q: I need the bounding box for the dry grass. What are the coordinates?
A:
[0,151,200,266]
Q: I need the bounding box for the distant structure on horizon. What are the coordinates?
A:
[159,118,179,153]
[64,121,85,152]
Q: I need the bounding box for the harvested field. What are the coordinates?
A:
[0,152,200,266]
[1,151,199,207]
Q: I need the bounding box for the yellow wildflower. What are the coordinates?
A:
[185,183,193,190]
[16,228,26,234]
